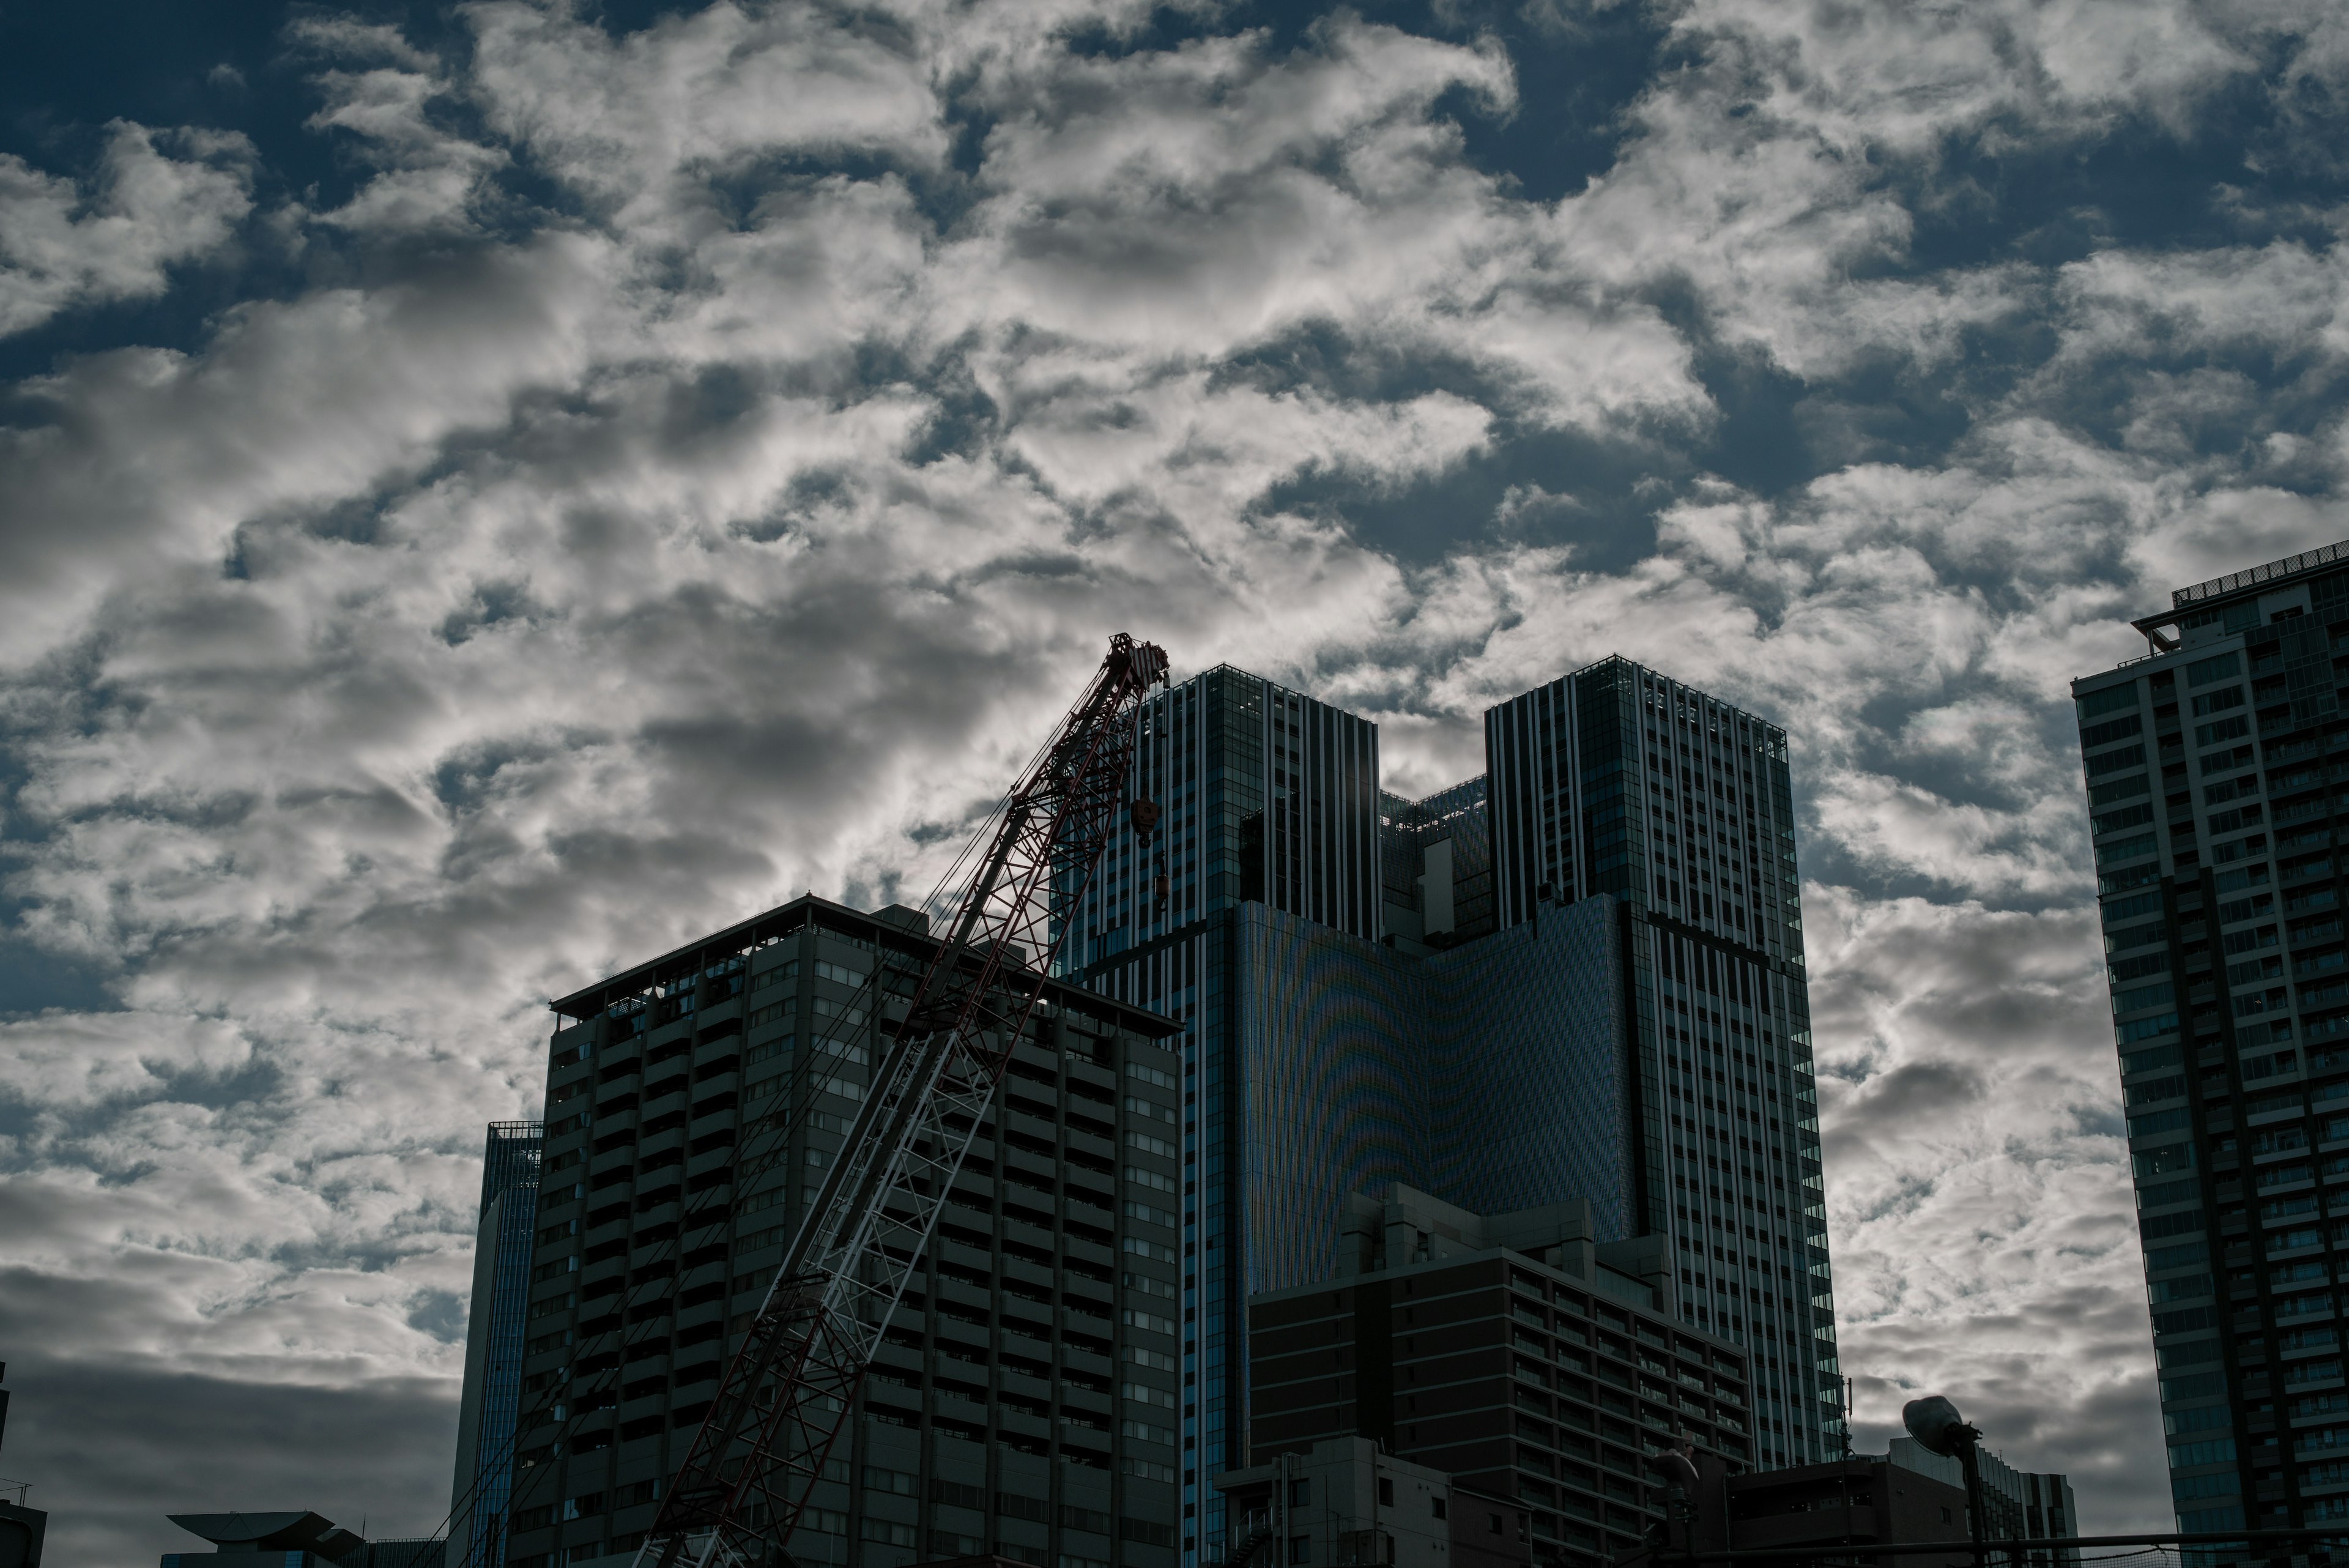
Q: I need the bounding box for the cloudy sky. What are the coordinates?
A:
[2,0,2347,1558]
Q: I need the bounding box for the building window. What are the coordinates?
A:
[1378,1478,1394,1506]
[1431,1498,1447,1521]
[1290,1479,1309,1507]
[1290,1536,1311,1565]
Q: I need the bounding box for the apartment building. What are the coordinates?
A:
[491,896,1184,1568]
[2074,539,2349,1532]
[1247,1186,1752,1567]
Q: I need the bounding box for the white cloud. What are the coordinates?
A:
[0,120,254,338]
[4,0,2348,1552]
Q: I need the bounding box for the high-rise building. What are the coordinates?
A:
[506,895,1182,1568]
[1059,667,1385,1563]
[1482,659,1834,1465]
[452,1121,543,1568]
[2072,538,2349,1535]
[1244,1184,1750,1568]
[1064,660,1838,1564]
[1235,896,1638,1291]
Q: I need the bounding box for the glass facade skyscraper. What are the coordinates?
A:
[1232,896,1638,1299]
[1483,658,1837,1466]
[1380,776,1496,947]
[452,1119,544,1568]
[1067,656,1839,1565]
[2074,539,2349,1536]
[1060,666,1383,1566]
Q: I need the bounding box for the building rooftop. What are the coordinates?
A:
[2127,535,2349,647]
[547,892,1180,1035]
[2173,539,2349,607]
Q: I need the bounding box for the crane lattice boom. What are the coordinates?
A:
[637,633,1170,1568]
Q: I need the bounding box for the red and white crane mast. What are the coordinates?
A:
[637,633,1170,1568]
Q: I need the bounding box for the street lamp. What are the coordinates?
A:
[1902,1396,1987,1568]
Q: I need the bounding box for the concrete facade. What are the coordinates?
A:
[1612,1443,2076,1568]
[1659,1455,1970,1568]
[502,896,1184,1568]
[1245,1187,1751,1568]
[1885,1438,2078,1559]
[2073,539,2349,1533]
[1213,1436,1530,1568]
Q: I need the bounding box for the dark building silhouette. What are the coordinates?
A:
[158,1512,442,1568]
[502,895,1182,1568]
[1066,659,1837,1564]
[1246,1187,1750,1567]
[1214,1435,1531,1568]
[2074,538,2349,1531]
[451,1121,543,1568]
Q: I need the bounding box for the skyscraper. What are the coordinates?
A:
[1060,667,1385,1564]
[452,1120,544,1568]
[1484,658,1835,1467]
[2073,538,2349,1535]
[1066,658,1839,1564]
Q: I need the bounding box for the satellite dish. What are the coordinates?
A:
[1902,1395,1980,1458]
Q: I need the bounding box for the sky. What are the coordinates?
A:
[1,0,2346,1559]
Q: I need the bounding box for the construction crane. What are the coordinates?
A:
[636,631,1171,1568]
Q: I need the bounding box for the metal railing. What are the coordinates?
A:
[2175,542,2349,606]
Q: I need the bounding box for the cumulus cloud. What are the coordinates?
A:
[292,19,511,234]
[2,0,2347,1556]
[1802,889,2165,1526]
[0,120,254,338]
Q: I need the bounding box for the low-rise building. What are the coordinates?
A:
[1886,1438,2079,1563]
[1612,1441,2077,1568]
[0,1497,43,1568]
[1699,1455,1969,1568]
[158,1512,442,1568]
[1247,1187,1752,1568]
[1214,1436,1529,1568]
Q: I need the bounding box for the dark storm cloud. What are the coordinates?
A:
[2,1347,455,1566]
[0,0,2345,1553]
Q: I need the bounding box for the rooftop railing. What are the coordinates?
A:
[2174,540,2349,606]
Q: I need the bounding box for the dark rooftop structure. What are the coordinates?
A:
[160,1512,442,1568]
[547,901,937,1020]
